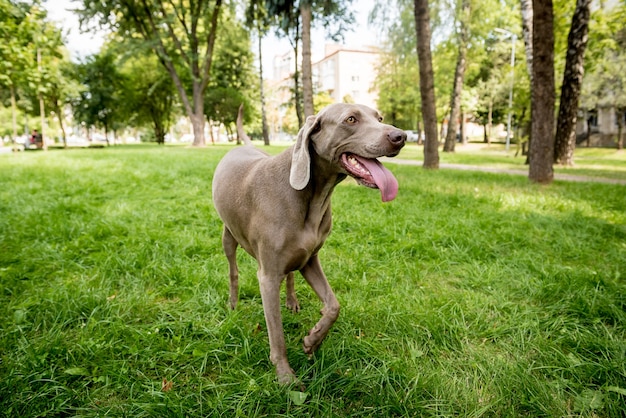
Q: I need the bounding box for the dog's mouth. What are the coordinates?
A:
[340,153,399,202]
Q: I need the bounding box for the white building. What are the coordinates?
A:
[312,44,380,109]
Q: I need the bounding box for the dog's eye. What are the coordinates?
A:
[345,116,357,124]
[378,116,384,122]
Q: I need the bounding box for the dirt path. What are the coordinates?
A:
[382,158,626,185]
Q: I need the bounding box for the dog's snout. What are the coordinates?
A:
[387,129,406,146]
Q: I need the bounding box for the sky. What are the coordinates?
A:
[44,0,106,60]
[44,0,381,74]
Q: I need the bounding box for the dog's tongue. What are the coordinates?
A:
[354,156,399,202]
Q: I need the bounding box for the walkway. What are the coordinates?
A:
[381,157,626,185]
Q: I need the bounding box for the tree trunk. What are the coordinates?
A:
[414,0,439,169]
[487,98,493,146]
[585,114,591,147]
[460,110,467,145]
[554,0,591,166]
[301,2,314,118]
[53,100,68,149]
[289,22,304,129]
[529,0,555,183]
[39,95,47,151]
[443,48,465,152]
[10,85,18,152]
[617,108,624,150]
[443,0,470,153]
[258,32,270,145]
[520,0,534,82]
[190,112,206,147]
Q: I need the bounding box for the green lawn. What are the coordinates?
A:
[1,144,625,416]
[396,142,626,181]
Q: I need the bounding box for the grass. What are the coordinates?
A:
[398,142,626,181]
[1,144,625,417]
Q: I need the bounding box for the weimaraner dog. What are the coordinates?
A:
[212,103,406,384]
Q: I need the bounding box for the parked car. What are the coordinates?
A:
[404,130,419,142]
[404,130,426,143]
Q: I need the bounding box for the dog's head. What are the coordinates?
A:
[290,103,406,202]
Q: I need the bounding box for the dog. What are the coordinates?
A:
[212,103,406,384]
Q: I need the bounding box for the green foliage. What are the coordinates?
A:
[266,0,355,40]
[205,13,257,131]
[0,0,36,90]
[118,51,177,144]
[72,52,126,138]
[581,4,626,111]
[0,0,68,142]
[1,145,625,415]
[371,0,529,132]
[371,5,421,130]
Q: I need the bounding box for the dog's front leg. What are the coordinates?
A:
[258,269,298,384]
[300,255,340,354]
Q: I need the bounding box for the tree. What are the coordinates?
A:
[553,0,591,165]
[246,0,271,145]
[582,51,626,150]
[579,3,626,151]
[371,2,422,131]
[301,1,314,117]
[374,50,421,130]
[443,0,470,152]
[519,0,533,81]
[42,59,78,148]
[0,0,32,149]
[204,15,257,142]
[73,52,125,144]
[529,0,555,183]
[77,0,223,147]
[119,53,176,145]
[414,0,439,168]
[266,0,354,126]
[0,0,64,149]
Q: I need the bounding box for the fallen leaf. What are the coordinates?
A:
[161,378,173,392]
[289,390,308,405]
[64,367,89,376]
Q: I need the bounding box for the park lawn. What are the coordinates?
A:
[1,144,625,417]
[396,142,626,181]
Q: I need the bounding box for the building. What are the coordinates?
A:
[576,107,626,148]
[312,44,380,109]
[266,44,382,140]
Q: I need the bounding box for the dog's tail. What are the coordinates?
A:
[237,103,253,146]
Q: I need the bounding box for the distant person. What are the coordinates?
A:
[30,129,43,149]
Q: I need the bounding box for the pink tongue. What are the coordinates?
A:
[354,156,399,202]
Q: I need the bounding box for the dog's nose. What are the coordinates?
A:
[387,129,406,146]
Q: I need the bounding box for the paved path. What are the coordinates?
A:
[381,157,626,185]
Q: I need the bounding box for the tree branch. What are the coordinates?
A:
[200,0,222,92]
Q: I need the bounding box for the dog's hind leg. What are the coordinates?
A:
[222,227,239,310]
[285,272,300,313]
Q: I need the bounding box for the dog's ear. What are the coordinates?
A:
[290,114,320,190]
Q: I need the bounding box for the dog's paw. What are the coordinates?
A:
[286,298,301,313]
[276,366,304,389]
[303,334,322,355]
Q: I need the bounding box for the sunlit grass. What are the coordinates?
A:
[396,142,626,181]
[1,144,625,416]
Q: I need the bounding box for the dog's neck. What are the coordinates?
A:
[299,150,347,226]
